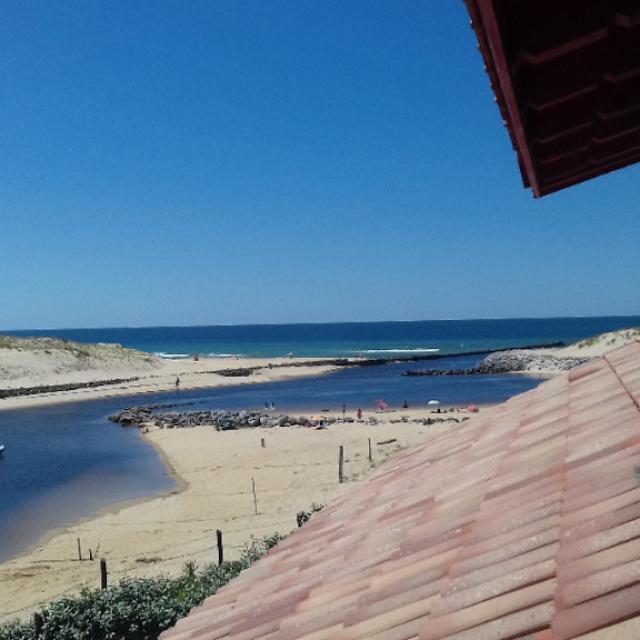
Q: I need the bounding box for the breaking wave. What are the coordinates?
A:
[154,352,191,359]
[356,348,440,354]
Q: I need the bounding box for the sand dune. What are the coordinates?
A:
[555,326,640,358]
[0,336,161,384]
[480,327,640,375]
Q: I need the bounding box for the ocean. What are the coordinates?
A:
[5,316,640,358]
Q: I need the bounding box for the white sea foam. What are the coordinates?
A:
[154,352,191,359]
[205,353,242,358]
[356,348,440,354]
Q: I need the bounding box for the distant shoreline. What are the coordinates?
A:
[0,341,565,411]
[4,322,639,410]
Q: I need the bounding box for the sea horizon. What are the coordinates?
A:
[5,312,640,332]
[3,315,640,359]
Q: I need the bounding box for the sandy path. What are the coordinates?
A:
[0,408,473,622]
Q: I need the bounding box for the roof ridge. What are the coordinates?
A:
[603,342,640,412]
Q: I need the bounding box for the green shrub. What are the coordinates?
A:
[0,534,283,640]
[296,502,324,527]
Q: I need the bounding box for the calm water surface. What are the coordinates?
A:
[0,403,175,562]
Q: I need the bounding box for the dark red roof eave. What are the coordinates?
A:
[465,0,640,197]
[465,0,542,197]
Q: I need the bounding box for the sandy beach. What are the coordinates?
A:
[0,407,474,622]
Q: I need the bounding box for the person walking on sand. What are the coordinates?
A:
[175,376,180,390]
[342,403,346,416]
[357,408,362,421]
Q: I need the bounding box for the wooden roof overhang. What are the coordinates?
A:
[465,0,640,197]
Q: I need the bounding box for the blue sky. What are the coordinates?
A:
[1,1,639,329]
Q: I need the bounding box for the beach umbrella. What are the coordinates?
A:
[427,400,440,406]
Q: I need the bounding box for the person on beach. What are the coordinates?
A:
[403,400,409,409]
[175,376,180,390]
[342,403,346,415]
[357,408,362,421]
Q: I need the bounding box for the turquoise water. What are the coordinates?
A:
[5,316,640,358]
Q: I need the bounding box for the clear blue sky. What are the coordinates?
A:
[1,1,639,329]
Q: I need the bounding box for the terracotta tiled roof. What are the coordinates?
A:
[160,341,640,640]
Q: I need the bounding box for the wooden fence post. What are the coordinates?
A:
[260,437,266,448]
[33,612,44,637]
[368,438,372,462]
[339,445,345,483]
[252,477,258,515]
[77,537,82,561]
[217,529,224,565]
[100,559,108,589]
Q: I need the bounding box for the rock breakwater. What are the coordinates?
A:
[109,406,470,430]
[0,377,142,399]
[477,349,591,374]
[405,349,592,377]
[109,406,351,430]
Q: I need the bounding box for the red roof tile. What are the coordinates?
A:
[160,341,640,640]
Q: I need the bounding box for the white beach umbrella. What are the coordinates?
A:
[427,400,440,406]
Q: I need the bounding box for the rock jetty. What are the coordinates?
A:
[0,377,142,399]
[405,349,591,377]
[109,405,469,430]
[109,406,351,430]
[476,349,591,374]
